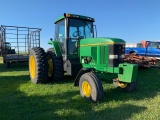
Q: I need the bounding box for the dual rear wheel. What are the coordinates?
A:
[29,47,63,83]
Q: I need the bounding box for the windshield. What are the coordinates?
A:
[5,43,11,49]
[149,42,160,48]
[67,19,94,54]
[68,18,94,39]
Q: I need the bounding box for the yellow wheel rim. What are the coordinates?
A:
[47,55,53,77]
[29,55,36,79]
[82,81,91,97]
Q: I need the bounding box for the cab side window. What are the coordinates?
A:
[149,42,158,48]
[54,20,65,54]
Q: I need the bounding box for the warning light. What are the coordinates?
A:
[66,14,70,17]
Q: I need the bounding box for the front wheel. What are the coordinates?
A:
[79,72,104,102]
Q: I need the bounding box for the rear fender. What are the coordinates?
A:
[48,41,62,57]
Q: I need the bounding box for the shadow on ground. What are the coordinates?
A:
[0,69,150,120]
[0,74,146,120]
[0,62,29,72]
[0,64,159,119]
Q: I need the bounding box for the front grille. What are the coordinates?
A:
[91,47,97,62]
[108,44,124,67]
[100,46,107,64]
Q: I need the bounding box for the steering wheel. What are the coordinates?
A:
[72,31,81,37]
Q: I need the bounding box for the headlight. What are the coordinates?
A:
[109,55,118,59]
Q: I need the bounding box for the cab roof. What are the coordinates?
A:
[54,13,95,23]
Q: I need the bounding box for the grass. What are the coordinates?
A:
[0,57,160,120]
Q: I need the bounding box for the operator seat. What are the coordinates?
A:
[73,36,84,53]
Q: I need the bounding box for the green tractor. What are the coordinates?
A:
[29,13,138,102]
[4,42,16,54]
[0,42,16,56]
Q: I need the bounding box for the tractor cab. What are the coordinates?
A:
[0,42,15,55]
[52,13,95,59]
[4,42,11,50]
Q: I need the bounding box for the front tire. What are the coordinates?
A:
[29,47,48,84]
[79,72,104,102]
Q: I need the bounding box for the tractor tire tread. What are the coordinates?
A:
[29,47,48,84]
[79,72,104,102]
[46,48,64,81]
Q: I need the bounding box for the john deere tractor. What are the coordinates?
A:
[29,13,138,102]
[0,42,16,55]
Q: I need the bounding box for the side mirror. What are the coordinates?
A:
[50,38,53,41]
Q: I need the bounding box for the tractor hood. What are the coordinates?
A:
[79,37,125,47]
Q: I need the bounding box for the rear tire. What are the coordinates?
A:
[46,48,64,81]
[79,72,104,102]
[29,47,48,84]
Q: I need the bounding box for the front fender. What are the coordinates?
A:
[74,68,92,86]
